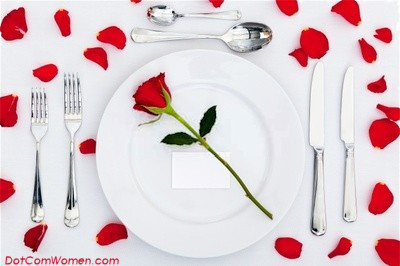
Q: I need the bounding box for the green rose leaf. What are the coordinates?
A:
[161,132,198,145]
[199,105,217,137]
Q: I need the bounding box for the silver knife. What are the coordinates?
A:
[309,62,327,236]
[341,66,357,222]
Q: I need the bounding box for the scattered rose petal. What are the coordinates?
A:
[131,0,142,3]
[83,47,108,70]
[289,48,308,67]
[368,182,394,215]
[367,76,386,93]
[0,7,28,41]
[369,119,399,149]
[79,139,96,154]
[377,104,400,121]
[359,38,377,63]
[0,178,16,203]
[209,0,224,8]
[0,94,18,127]
[331,0,361,26]
[275,237,303,259]
[24,224,48,252]
[96,223,128,246]
[97,26,126,50]
[32,64,58,82]
[328,237,352,258]
[276,0,299,16]
[375,239,400,266]
[300,28,329,59]
[54,9,71,37]
[374,28,392,43]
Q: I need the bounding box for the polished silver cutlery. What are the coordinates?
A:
[147,5,241,26]
[30,88,48,223]
[309,62,327,236]
[341,66,357,222]
[131,22,272,53]
[64,73,82,228]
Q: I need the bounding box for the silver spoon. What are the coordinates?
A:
[147,5,242,26]
[131,22,272,53]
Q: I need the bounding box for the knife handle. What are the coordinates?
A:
[311,148,327,236]
[343,145,357,222]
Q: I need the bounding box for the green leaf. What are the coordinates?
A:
[199,105,217,137]
[161,132,198,145]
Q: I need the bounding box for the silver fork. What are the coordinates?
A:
[30,88,48,223]
[64,73,82,228]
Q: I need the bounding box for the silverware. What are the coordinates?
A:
[341,66,357,222]
[30,88,48,223]
[64,73,82,228]
[131,22,273,53]
[309,62,327,236]
[147,5,241,26]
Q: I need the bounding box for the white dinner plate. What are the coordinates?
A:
[96,49,305,258]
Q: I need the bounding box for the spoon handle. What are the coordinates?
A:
[131,28,218,43]
[182,10,241,20]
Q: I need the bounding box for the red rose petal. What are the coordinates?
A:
[209,0,224,8]
[79,139,96,154]
[0,94,18,127]
[96,223,128,246]
[97,26,126,50]
[359,38,377,63]
[32,64,58,82]
[375,239,400,266]
[54,9,71,37]
[275,237,303,259]
[369,119,399,149]
[368,182,394,215]
[289,48,308,67]
[24,224,48,252]
[0,7,28,41]
[300,28,329,59]
[374,28,392,43]
[377,104,400,121]
[131,0,142,3]
[84,47,108,70]
[276,0,299,16]
[367,76,386,93]
[331,0,361,26]
[0,178,16,203]
[328,237,352,258]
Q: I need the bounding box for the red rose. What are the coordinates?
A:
[133,73,171,115]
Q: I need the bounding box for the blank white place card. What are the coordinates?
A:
[172,152,231,189]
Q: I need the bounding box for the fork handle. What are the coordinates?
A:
[31,142,44,223]
[64,139,79,227]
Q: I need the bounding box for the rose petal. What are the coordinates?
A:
[359,38,377,63]
[0,94,18,127]
[369,119,399,149]
[374,28,392,43]
[96,223,128,246]
[367,76,386,93]
[83,47,108,70]
[328,237,352,258]
[275,237,303,259]
[209,0,224,8]
[300,28,329,59]
[97,26,126,50]
[368,182,394,215]
[32,64,58,82]
[276,0,299,16]
[289,48,308,67]
[377,104,400,121]
[79,139,96,154]
[0,7,28,41]
[331,0,361,26]
[24,224,48,252]
[375,239,400,266]
[0,178,16,203]
[54,9,71,37]
[131,0,142,3]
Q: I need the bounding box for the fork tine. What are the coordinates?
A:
[64,73,68,114]
[77,73,82,114]
[40,89,45,123]
[31,88,35,123]
[44,89,49,123]
[72,73,78,114]
[35,88,40,123]
[68,74,74,114]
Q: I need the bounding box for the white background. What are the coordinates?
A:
[1,0,399,265]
